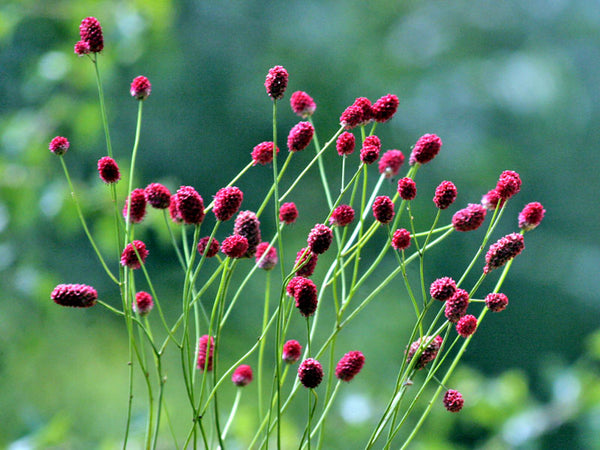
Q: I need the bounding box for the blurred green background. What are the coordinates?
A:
[1,0,599,448]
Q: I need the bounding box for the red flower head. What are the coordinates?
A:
[372,196,395,224]
[279,202,298,224]
[79,17,103,53]
[265,65,288,100]
[252,141,279,165]
[287,121,315,152]
[294,247,318,277]
[197,335,214,371]
[176,186,205,225]
[234,210,261,257]
[397,177,417,201]
[372,94,399,123]
[283,340,302,364]
[485,292,509,312]
[120,240,148,270]
[97,156,120,183]
[290,91,316,117]
[286,276,304,297]
[409,133,443,166]
[232,365,253,387]
[255,242,278,270]
[51,283,97,308]
[335,351,365,382]
[378,150,405,178]
[144,183,171,209]
[123,188,147,224]
[391,228,411,251]
[352,97,373,125]
[433,181,457,210]
[49,136,69,155]
[134,291,154,316]
[456,314,478,337]
[221,235,249,259]
[481,189,504,211]
[406,335,443,370]
[363,135,381,150]
[169,194,183,223]
[298,358,323,389]
[130,76,151,100]
[495,170,521,200]
[484,232,525,274]
[74,40,91,55]
[293,276,318,317]
[519,202,545,231]
[198,236,220,258]
[452,203,487,232]
[445,288,470,323]
[213,186,243,221]
[360,135,381,164]
[443,389,464,412]
[340,105,363,130]
[307,223,333,254]
[330,204,355,227]
[429,277,456,302]
[336,131,356,156]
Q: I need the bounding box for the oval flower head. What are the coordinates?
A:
[335,351,365,382]
[290,91,316,117]
[130,76,151,100]
[265,65,288,100]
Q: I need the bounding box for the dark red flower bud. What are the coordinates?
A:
[409,133,442,165]
[443,389,464,412]
[336,131,356,156]
[298,358,323,388]
[176,186,205,225]
[445,288,470,323]
[429,277,456,302]
[287,121,314,152]
[452,203,487,232]
[144,183,171,209]
[79,17,103,53]
[197,335,214,371]
[134,291,154,316]
[340,105,363,130]
[352,97,373,125]
[255,242,278,270]
[456,314,477,337]
[51,283,97,308]
[391,228,411,251]
[397,177,417,200]
[307,223,333,254]
[123,188,147,224]
[433,181,457,210]
[283,340,302,364]
[372,94,399,123]
[372,196,395,224]
[495,170,521,200]
[198,236,220,258]
[335,351,365,382]
[265,65,288,100]
[213,186,243,221]
[290,91,316,117]
[221,235,249,259]
[120,240,148,270]
[293,277,318,317]
[286,276,304,297]
[74,40,90,55]
[481,189,504,210]
[49,136,69,155]
[518,202,545,231]
[485,292,509,312]
[169,194,183,223]
[252,141,279,165]
[233,210,261,257]
[130,76,151,100]
[232,365,253,387]
[97,156,120,183]
[378,150,405,178]
[279,202,298,224]
[484,233,525,274]
[330,204,355,227]
[406,335,443,370]
[294,247,318,277]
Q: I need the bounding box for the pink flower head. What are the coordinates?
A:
[495,170,521,200]
[456,314,477,337]
[484,232,525,274]
[252,141,279,165]
[197,335,214,371]
[519,202,545,231]
[74,40,91,55]
[133,291,154,316]
[51,283,97,308]
[307,223,333,254]
[360,145,380,165]
[290,91,316,117]
[286,276,304,297]
[397,177,417,201]
[293,277,318,317]
[443,389,464,412]
[197,236,220,258]
[352,97,373,125]
[49,136,69,155]
[97,156,120,183]
[452,203,487,232]
[485,292,509,312]
[409,133,443,166]
[330,204,355,227]
[372,196,395,224]
[279,202,298,224]
[372,94,399,123]
[335,351,365,382]
[169,194,183,223]
[255,242,278,270]
[481,189,504,210]
[221,235,249,259]
[406,335,443,370]
[283,340,302,364]
[391,228,411,251]
[433,181,457,210]
[79,17,103,53]
[295,247,318,277]
[265,65,288,100]
[340,105,363,130]
[130,76,151,100]
[213,186,243,221]
[232,365,253,387]
[378,150,405,178]
[336,131,356,156]
[121,240,148,270]
[298,358,323,388]
[363,135,381,150]
[234,210,261,257]
[144,183,171,209]
[445,288,470,323]
[176,186,205,225]
[429,277,456,302]
[287,121,314,152]
[123,188,147,224]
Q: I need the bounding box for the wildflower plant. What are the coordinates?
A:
[48,17,547,448]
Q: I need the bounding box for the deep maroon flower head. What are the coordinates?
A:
[452,203,487,232]
[79,17,103,53]
[406,335,443,370]
[197,335,214,371]
[378,150,405,178]
[336,131,356,156]
[445,288,470,323]
[433,181,457,210]
[340,105,363,130]
[295,247,318,277]
[372,94,399,123]
[456,314,478,337]
[74,40,91,55]
[123,188,147,224]
[307,223,333,254]
[169,194,183,223]
[144,183,171,209]
[496,170,521,200]
[360,145,380,164]
[290,91,316,117]
[198,236,220,258]
[120,240,148,270]
[255,242,278,270]
[283,340,302,364]
[519,202,545,231]
[97,156,120,183]
[213,186,243,221]
[481,189,504,210]
[130,76,151,100]
[443,389,464,412]
[265,65,288,100]
[286,276,304,297]
[409,133,443,165]
[335,351,365,382]
[352,97,373,125]
[363,135,381,150]
[391,228,411,251]
[372,196,395,224]
[279,202,298,224]
[232,365,253,387]
[330,204,355,227]
[49,136,69,155]
[221,235,249,259]
[298,358,323,388]
[294,277,318,317]
[134,291,154,316]
[485,292,509,312]
[429,277,456,302]
[176,186,205,225]
[398,177,417,201]
[51,283,97,308]
[287,121,315,152]
[484,233,525,274]
[252,141,279,165]
[234,210,261,257]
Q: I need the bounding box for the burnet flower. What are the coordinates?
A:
[335,351,365,382]
[51,283,97,308]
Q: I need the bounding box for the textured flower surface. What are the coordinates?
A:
[98,156,120,184]
[330,205,355,227]
[145,183,171,209]
[336,131,355,155]
[120,240,148,269]
[74,40,90,55]
[290,91,316,117]
[79,17,103,53]
[360,144,380,164]
[372,196,395,224]
[496,170,521,200]
[130,76,151,100]
[255,242,278,270]
[519,202,545,231]
[252,141,279,165]
[197,236,220,258]
[176,186,205,225]
[221,235,249,259]
[287,121,314,152]
[443,389,464,412]
[456,314,477,337]
[445,288,470,323]
[51,283,97,308]
[339,105,363,129]
[429,277,456,302]
[409,133,442,165]
[123,188,147,224]
[335,351,365,382]
[298,358,323,388]
[265,65,288,100]
[231,365,253,387]
[233,210,261,257]
[49,136,69,155]
[279,202,298,224]
[293,277,318,317]
[481,189,503,210]
[283,340,302,363]
[433,181,457,209]
[134,291,153,316]
[197,335,214,371]
[391,228,411,251]
[372,94,399,123]
[452,203,487,232]
[307,224,333,254]
[485,292,509,312]
[169,194,182,223]
[398,177,417,200]
[484,232,525,273]
[294,247,318,277]
[378,150,404,178]
[213,186,243,221]
[406,335,443,370]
